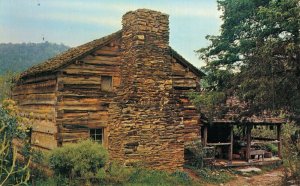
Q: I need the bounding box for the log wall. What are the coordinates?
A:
[12,74,58,150]
[56,39,121,147]
[171,60,201,143]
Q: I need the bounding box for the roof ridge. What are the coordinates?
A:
[18,30,205,79]
[19,30,122,79]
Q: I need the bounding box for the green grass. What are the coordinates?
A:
[186,166,234,184]
[126,169,197,186]
[33,166,203,186]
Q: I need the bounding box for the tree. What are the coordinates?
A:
[0,71,15,102]
[198,0,300,115]
[0,99,31,185]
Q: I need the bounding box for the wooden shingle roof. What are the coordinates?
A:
[201,96,287,125]
[20,30,122,79]
[19,30,205,79]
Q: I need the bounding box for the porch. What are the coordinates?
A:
[202,119,284,167]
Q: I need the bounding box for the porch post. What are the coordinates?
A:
[277,124,282,158]
[228,125,233,163]
[246,125,252,162]
[203,125,208,147]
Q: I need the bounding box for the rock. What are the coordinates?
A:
[238,167,262,173]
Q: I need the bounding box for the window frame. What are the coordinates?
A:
[101,75,113,92]
[89,128,103,144]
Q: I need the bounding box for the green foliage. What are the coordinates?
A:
[189,91,226,122]
[264,143,278,154]
[38,161,198,186]
[128,168,193,186]
[282,122,300,183]
[100,162,133,184]
[0,72,15,102]
[185,140,205,168]
[251,126,277,139]
[0,42,69,75]
[48,140,108,183]
[0,100,30,185]
[198,0,300,115]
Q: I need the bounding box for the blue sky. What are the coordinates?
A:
[0,0,221,67]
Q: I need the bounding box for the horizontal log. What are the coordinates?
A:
[31,132,57,150]
[93,46,120,54]
[14,93,56,106]
[62,84,101,90]
[18,100,56,106]
[58,90,116,98]
[20,113,55,121]
[32,120,57,134]
[83,60,121,66]
[65,63,120,72]
[14,93,56,101]
[59,76,101,85]
[19,108,55,117]
[14,79,56,90]
[172,70,186,76]
[62,68,119,76]
[60,111,109,120]
[19,74,57,84]
[207,142,231,146]
[84,55,121,62]
[31,144,52,150]
[59,132,89,140]
[61,124,89,130]
[93,51,119,56]
[57,105,108,112]
[12,80,57,95]
[58,119,108,127]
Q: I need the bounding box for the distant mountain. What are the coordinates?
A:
[0,42,69,75]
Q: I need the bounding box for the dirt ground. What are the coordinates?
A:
[224,167,284,186]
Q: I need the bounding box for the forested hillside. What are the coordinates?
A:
[0,42,69,75]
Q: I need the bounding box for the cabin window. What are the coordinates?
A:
[90,128,103,143]
[101,76,112,91]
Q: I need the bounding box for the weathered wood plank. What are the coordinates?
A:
[12,80,57,95]
[32,120,57,134]
[31,132,57,150]
[19,74,57,84]
[59,76,101,85]
[84,55,121,62]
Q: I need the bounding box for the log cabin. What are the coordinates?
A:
[12,9,205,170]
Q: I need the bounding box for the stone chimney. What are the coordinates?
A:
[108,9,184,171]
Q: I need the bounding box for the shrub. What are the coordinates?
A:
[48,140,108,183]
[99,162,133,184]
[185,140,215,168]
[185,140,205,168]
[265,143,278,154]
[282,122,300,184]
[0,99,31,185]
